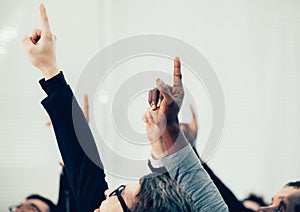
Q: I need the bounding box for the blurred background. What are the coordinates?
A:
[1,0,300,210]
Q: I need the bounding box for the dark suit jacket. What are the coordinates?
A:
[40,72,108,212]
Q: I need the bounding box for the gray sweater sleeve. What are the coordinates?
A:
[161,145,229,212]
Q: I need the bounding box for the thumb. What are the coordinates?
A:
[156,78,173,105]
[22,35,34,51]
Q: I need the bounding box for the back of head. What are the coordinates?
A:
[26,194,56,212]
[287,191,300,212]
[243,193,267,207]
[285,181,300,189]
[132,173,196,212]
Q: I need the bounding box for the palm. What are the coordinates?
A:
[144,109,166,142]
[145,57,185,157]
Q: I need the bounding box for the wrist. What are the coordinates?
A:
[150,139,167,159]
[162,123,188,155]
[162,121,180,142]
[164,103,180,122]
[42,66,60,80]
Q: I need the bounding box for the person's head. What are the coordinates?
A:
[277,191,300,212]
[242,193,267,211]
[258,181,300,212]
[9,194,56,212]
[96,173,196,212]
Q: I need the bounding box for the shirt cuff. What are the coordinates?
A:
[39,71,67,95]
[148,157,164,168]
[161,144,197,171]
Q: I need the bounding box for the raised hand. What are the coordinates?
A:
[148,57,184,120]
[146,57,188,155]
[22,4,59,80]
[180,104,198,146]
[143,108,167,158]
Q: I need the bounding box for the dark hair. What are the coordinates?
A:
[287,191,300,212]
[242,193,267,207]
[26,194,56,212]
[132,173,196,212]
[285,181,300,189]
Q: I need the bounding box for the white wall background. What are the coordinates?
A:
[1,0,300,210]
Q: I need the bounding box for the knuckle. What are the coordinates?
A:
[43,33,54,40]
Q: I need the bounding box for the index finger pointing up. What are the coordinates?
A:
[173,57,182,86]
[39,3,51,34]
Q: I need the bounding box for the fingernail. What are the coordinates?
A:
[174,57,180,66]
[157,99,161,107]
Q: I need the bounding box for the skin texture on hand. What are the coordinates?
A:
[145,57,188,157]
[149,57,184,119]
[22,4,59,80]
[143,108,167,158]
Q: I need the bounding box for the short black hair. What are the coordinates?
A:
[26,194,56,212]
[242,193,267,207]
[285,181,300,189]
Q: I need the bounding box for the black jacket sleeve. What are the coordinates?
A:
[56,167,79,212]
[202,163,254,212]
[40,72,108,212]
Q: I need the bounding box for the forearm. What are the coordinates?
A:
[203,163,249,212]
[56,168,79,212]
[161,145,229,212]
[40,72,108,212]
[161,122,188,155]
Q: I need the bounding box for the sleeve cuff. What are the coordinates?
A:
[39,71,67,95]
[161,144,197,171]
[148,157,164,168]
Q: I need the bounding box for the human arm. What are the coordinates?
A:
[144,110,228,212]
[148,98,250,211]
[202,163,254,212]
[180,104,198,146]
[22,4,59,80]
[40,73,108,211]
[56,164,79,212]
[144,57,228,211]
[22,4,108,212]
